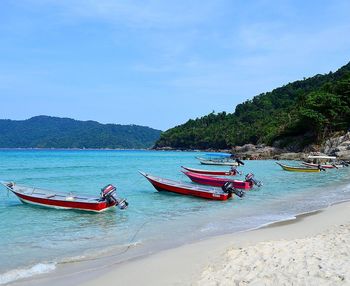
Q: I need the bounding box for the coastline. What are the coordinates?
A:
[0,147,336,161]
[12,200,350,286]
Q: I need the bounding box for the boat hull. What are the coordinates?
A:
[276,162,321,172]
[301,162,339,169]
[1,182,119,212]
[13,191,116,212]
[181,166,237,176]
[196,158,239,166]
[183,171,252,189]
[140,172,232,200]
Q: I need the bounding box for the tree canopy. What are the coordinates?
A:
[0,116,161,149]
[155,62,350,151]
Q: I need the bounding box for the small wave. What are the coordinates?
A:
[59,240,143,264]
[200,223,219,233]
[244,215,297,232]
[0,263,56,285]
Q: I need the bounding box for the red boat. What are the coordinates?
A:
[181,166,241,176]
[139,171,244,200]
[1,182,128,212]
[182,171,262,190]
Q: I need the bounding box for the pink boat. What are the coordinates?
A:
[181,166,241,176]
[182,171,262,190]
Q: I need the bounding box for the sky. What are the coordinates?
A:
[0,0,350,130]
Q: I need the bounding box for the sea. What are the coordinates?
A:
[1,149,350,284]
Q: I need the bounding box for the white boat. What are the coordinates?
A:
[196,158,238,166]
[195,153,244,166]
[301,155,348,169]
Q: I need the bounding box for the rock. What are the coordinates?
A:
[335,150,350,160]
[321,132,350,156]
[277,152,306,160]
[334,146,348,152]
[339,140,350,147]
[234,144,283,159]
[234,144,256,153]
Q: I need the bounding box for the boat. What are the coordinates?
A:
[301,155,348,169]
[182,171,261,189]
[196,157,244,166]
[276,162,323,172]
[1,182,128,212]
[301,162,337,169]
[195,153,244,166]
[139,171,245,200]
[196,158,238,166]
[181,166,241,176]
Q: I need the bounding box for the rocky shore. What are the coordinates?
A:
[253,132,350,160]
[233,135,350,161]
[155,132,350,161]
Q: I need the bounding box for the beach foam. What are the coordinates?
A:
[0,263,56,285]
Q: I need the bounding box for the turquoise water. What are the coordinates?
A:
[1,150,350,284]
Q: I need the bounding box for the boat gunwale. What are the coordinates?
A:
[275,162,321,172]
[181,166,234,175]
[139,171,225,195]
[1,182,110,205]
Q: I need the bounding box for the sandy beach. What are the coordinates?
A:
[14,200,350,286]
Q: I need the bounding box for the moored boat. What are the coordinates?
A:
[139,171,244,200]
[301,162,337,169]
[196,157,240,166]
[195,153,244,166]
[1,182,128,212]
[181,166,241,176]
[276,162,323,172]
[182,171,261,189]
[301,155,348,169]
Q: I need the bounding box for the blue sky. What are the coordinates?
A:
[1,0,350,130]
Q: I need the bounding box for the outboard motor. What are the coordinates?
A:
[100,184,128,209]
[222,182,245,198]
[245,173,262,187]
[235,158,245,166]
[229,166,242,176]
[317,165,326,172]
[115,198,128,210]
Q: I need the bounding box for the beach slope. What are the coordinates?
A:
[79,202,350,286]
[14,201,350,286]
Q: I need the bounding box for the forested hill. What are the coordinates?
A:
[0,116,161,149]
[155,61,350,151]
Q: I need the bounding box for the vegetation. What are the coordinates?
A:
[0,116,161,149]
[155,62,350,151]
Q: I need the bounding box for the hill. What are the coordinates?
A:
[155,62,350,151]
[0,116,161,149]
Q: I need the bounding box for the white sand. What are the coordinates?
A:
[12,201,350,286]
[197,224,350,285]
[81,202,350,286]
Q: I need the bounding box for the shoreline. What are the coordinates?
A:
[11,200,350,286]
[0,147,336,161]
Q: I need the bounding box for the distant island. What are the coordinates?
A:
[0,116,162,149]
[155,61,350,152]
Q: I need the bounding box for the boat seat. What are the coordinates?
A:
[45,194,56,198]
